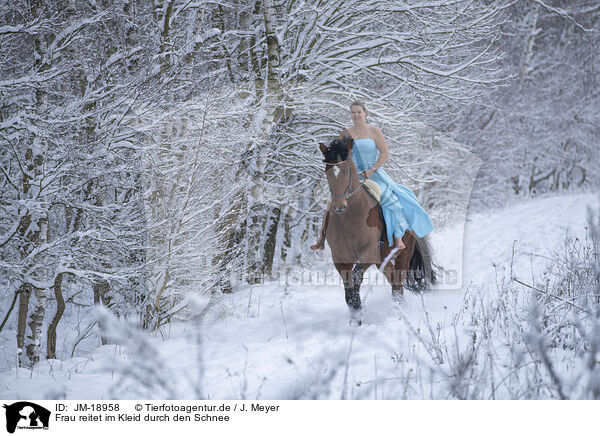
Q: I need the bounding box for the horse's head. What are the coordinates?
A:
[319,136,356,214]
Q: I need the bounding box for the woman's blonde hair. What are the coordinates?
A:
[350,100,367,114]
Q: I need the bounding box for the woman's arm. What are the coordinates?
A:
[363,127,389,178]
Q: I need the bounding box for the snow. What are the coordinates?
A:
[1,192,598,399]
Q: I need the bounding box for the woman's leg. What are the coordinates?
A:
[380,188,408,251]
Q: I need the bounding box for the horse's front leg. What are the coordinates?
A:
[350,263,369,326]
[335,263,362,326]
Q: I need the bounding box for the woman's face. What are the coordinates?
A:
[351,105,366,125]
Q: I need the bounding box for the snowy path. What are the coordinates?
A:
[1,193,598,399]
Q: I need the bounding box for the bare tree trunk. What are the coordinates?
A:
[18,0,51,368]
[0,290,20,334]
[94,280,111,345]
[47,273,65,359]
[16,285,31,367]
[25,289,48,366]
[520,3,540,82]
[294,220,311,266]
[263,0,280,79]
[156,0,175,75]
[280,206,293,264]
[245,0,286,283]
[262,206,281,276]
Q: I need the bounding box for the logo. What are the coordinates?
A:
[3,402,50,434]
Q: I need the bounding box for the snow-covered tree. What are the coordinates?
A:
[441,0,600,207]
[1,0,157,363]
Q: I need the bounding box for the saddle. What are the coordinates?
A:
[361,179,381,202]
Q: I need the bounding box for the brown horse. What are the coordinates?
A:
[319,136,435,326]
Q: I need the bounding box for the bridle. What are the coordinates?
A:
[326,159,362,200]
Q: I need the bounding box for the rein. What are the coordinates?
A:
[327,159,363,200]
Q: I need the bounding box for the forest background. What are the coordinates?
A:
[0,0,598,374]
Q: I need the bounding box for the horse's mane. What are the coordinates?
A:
[322,136,353,163]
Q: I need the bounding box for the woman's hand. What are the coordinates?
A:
[362,168,376,179]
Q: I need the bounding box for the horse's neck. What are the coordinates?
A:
[347,162,366,205]
[348,160,360,187]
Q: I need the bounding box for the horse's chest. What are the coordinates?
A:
[328,210,378,251]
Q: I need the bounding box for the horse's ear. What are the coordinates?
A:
[319,143,328,156]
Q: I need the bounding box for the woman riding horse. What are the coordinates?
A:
[312,100,434,251]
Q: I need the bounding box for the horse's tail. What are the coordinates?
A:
[406,235,437,292]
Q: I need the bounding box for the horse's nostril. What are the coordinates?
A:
[335,205,347,214]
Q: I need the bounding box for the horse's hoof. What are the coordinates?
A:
[348,309,362,327]
[349,318,362,327]
[392,290,404,304]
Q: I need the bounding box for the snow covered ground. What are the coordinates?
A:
[1,192,598,399]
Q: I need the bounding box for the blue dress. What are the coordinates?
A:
[352,138,434,245]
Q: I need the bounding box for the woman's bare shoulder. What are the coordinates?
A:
[368,125,384,138]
